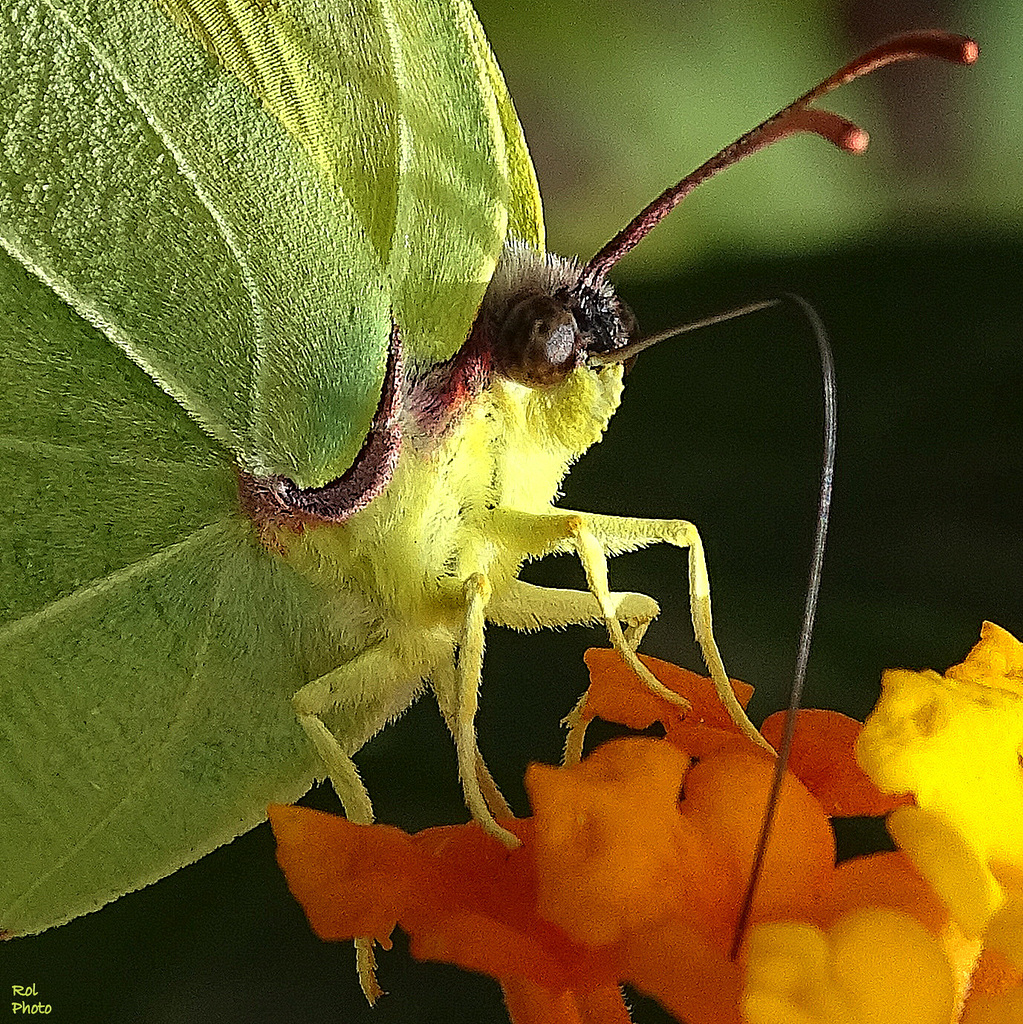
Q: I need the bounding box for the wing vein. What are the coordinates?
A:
[0,520,235,644]
[5,559,233,914]
[32,0,267,454]
[0,435,211,469]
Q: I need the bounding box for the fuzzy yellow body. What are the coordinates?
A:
[281,351,632,825]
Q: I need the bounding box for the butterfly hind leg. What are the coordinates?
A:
[295,715,381,1002]
[293,641,427,1004]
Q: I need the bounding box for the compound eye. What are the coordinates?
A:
[493,293,580,388]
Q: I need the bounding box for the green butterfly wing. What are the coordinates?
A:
[0,0,541,934]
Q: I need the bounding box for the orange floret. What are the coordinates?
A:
[678,742,835,937]
[581,649,754,757]
[270,805,618,992]
[760,709,912,817]
[527,737,714,948]
[269,805,416,945]
[273,632,1018,1024]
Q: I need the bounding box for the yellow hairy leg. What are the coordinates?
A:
[402,502,769,847]
[289,578,520,848]
[488,578,660,768]
[444,574,662,846]
[294,666,384,1003]
[487,578,659,647]
[445,573,503,840]
[431,578,661,847]
[290,575,663,851]
[490,508,771,753]
[431,654,513,825]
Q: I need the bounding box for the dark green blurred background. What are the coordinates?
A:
[3,1,1019,1021]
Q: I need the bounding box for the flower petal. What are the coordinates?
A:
[822,851,948,935]
[499,979,634,1024]
[947,621,1023,696]
[760,710,910,817]
[743,909,954,1024]
[885,806,999,937]
[582,649,753,744]
[527,737,715,947]
[620,917,742,1024]
[959,947,1023,1024]
[270,806,617,991]
[680,743,835,934]
[269,804,416,944]
[856,626,1023,939]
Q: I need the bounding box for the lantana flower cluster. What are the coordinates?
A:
[271,622,1023,1023]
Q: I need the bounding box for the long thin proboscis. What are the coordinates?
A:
[729,293,838,961]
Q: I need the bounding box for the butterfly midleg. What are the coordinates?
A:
[437,572,526,849]
[429,579,658,845]
[430,655,512,824]
[486,578,659,648]
[491,508,771,752]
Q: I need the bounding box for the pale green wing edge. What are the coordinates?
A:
[465,1,545,253]
[387,0,545,366]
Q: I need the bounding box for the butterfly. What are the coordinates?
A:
[0,0,975,969]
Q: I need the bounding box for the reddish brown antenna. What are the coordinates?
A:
[580,31,978,287]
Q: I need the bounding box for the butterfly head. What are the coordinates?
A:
[479,241,636,391]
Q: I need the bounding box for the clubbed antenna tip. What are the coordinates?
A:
[581,30,979,285]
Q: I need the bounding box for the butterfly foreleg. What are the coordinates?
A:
[491,508,770,753]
